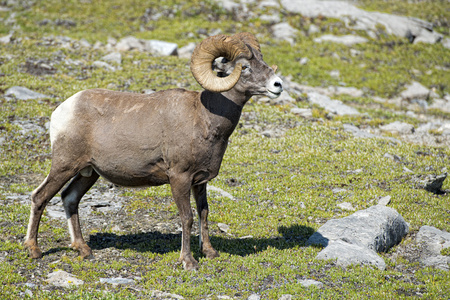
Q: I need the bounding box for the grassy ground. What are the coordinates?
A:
[1,0,449,299]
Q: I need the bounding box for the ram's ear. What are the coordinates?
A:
[271,65,278,73]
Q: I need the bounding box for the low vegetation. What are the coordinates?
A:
[0,0,449,299]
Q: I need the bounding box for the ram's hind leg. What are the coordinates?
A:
[24,167,77,259]
[61,167,99,258]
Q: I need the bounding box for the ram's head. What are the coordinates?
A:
[190,32,283,98]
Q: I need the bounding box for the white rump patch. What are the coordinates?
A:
[50,91,83,147]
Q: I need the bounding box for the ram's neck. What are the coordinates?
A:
[199,90,246,139]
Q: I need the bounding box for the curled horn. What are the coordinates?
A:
[190,34,252,92]
[234,32,261,52]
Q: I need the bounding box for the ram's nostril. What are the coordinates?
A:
[274,81,282,87]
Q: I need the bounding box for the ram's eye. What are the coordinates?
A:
[242,65,249,71]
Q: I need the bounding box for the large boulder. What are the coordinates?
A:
[416,225,450,271]
[280,0,442,44]
[307,205,409,252]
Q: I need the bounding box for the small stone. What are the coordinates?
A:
[217,223,230,233]
[308,92,360,116]
[314,34,368,46]
[413,173,447,194]
[337,202,355,211]
[178,42,196,59]
[143,40,178,56]
[261,130,275,138]
[92,61,116,71]
[299,57,309,65]
[45,270,84,287]
[247,294,261,300]
[150,290,185,300]
[343,124,376,139]
[101,52,122,65]
[271,22,299,45]
[380,121,414,135]
[316,240,386,270]
[400,81,430,100]
[116,36,144,52]
[0,33,13,44]
[278,295,293,300]
[99,277,135,285]
[5,86,49,100]
[298,279,324,288]
[79,38,91,48]
[308,24,320,35]
[377,196,391,206]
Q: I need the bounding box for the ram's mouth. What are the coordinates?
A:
[267,90,282,99]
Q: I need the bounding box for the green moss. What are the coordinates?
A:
[1,0,450,298]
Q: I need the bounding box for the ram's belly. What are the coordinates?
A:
[91,158,170,187]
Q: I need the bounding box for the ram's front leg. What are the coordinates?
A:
[192,183,219,259]
[170,174,198,270]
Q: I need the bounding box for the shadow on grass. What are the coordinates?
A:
[86,224,315,257]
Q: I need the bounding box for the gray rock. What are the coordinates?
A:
[308,24,320,35]
[143,40,178,56]
[45,270,84,287]
[0,33,13,44]
[308,92,360,115]
[379,121,414,135]
[208,185,235,200]
[329,86,364,98]
[291,108,313,118]
[218,223,230,233]
[400,81,430,100]
[337,202,355,211]
[416,226,450,271]
[412,173,447,193]
[271,22,299,44]
[116,36,144,52]
[299,57,309,65]
[178,42,196,59]
[46,206,66,219]
[258,0,280,9]
[442,37,450,49]
[92,61,116,71]
[280,0,442,44]
[316,240,387,270]
[429,99,450,114]
[298,279,324,288]
[247,294,261,300]
[314,34,368,46]
[307,205,409,252]
[5,86,49,100]
[150,290,185,300]
[343,124,377,139]
[260,13,281,25]
[101,52,122,65]
[217,0,240,11]
[12,120,46,135]
[99,277,135,285]
[377,195,391,206]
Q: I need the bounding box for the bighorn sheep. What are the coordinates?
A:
[24,32,283,270]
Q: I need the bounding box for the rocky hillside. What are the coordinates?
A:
[0,0,449,299]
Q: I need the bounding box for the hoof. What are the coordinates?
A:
[71,242,93,259]
[203,246,220,259]
[24,241,42,259]
[180,256,199,271]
